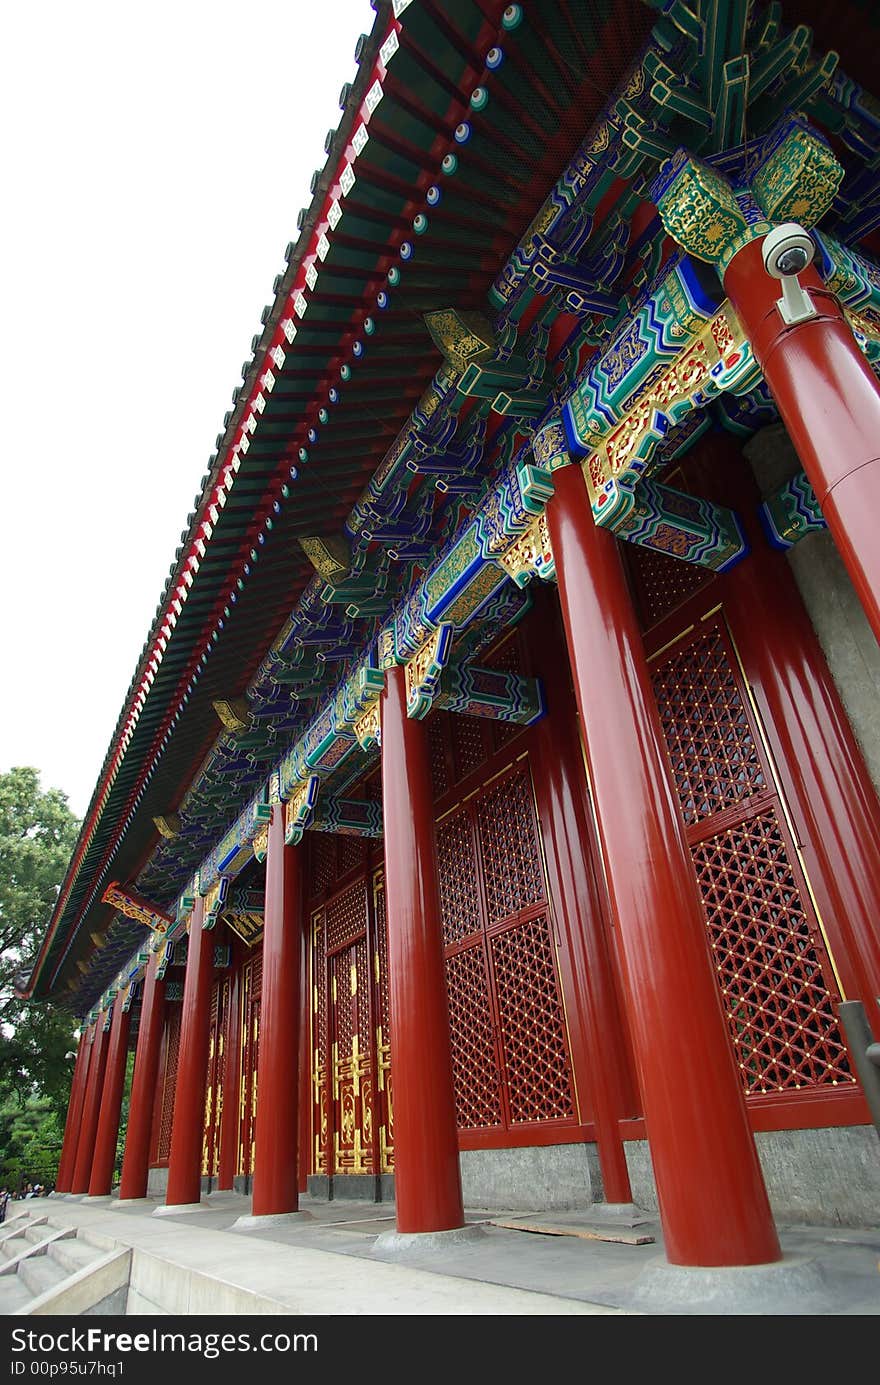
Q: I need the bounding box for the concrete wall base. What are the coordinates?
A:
[306,1174,392,1203]
[625,1125,880,1228]
[459,1142,602,1212]
[146,1168,168,1198]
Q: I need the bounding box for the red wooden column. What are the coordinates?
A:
[724,239,880,645]
[88,993,132,1196]
[119,953,166,1200]
[55,1029,92,1192]
[380,664,464,1234]
[70,1011,111,1195]
[546,462,780,1267]
[527,590,638,1204]
[165,897,214,1206]
[251,808,302,1216]
[217,953,242,1192]
[699,435,880,1006]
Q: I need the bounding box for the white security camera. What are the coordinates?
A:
[762,223,816,278]
[761,223,818,325]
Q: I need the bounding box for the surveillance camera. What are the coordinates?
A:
[761,223,818,325]
[762,223,816,279]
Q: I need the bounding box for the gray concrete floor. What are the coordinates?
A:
[29,1192,880,1316]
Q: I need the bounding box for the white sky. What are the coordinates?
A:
[0,0,377,819]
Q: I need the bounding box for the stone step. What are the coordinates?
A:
[47,1237,103,1276]
[0,1274,32,1313]
[1,1235,29,1261]
[18,1254,68,1299]
[75,1228,118,1253]
[16,1247,132,1317]
[24,1221,50,1244]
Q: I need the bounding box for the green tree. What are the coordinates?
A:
[0,767,80,1121]
[0,1096,64,1192]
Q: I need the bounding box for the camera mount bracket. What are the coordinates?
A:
[776,275,817,326]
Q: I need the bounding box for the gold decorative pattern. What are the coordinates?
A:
[101,882,171,935]
[423,308,496,373]
[212,698,252,734]
[583,305,751,514]
[298,535,352,583]
[496,513,554,588]
[354,702,381,751]
[441,564,505,626]
[655,153,765,270]
[405,624,452,717]
[751,126,844,227]
[153,814,181,839]
[377,626,397,670]
[252,823,270,864]
[531,419,570,471]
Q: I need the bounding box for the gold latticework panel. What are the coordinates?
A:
[156,1004,181,1164]
[653,622,766,826]
[490,916,576,1124]
[310,834,338,897]
[628,540,715,629]
[445,942,503,1129]
[694,808,853,1094]
[476,766,546,925]
[326,879,367,953]
[437,807,481,946]
[373,873,393,1172]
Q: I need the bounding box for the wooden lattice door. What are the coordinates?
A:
[202,977,229,1177]
[648,613,854,1097]
[372,870,393,1172]
[312,876,379,1177]
[436,756,578,1138]
[151,1003,181,1167]
[238,952,262,1177]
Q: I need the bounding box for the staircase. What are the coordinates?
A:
[0,1208,130,1315]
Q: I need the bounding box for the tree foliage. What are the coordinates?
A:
[0,1096,64,1192]
[0,767,81,1119]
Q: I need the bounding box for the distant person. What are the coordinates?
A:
[0,1188,9,1223]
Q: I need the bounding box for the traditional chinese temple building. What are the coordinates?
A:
[24,0,880,1270]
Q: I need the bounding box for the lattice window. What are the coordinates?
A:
[490,917,576,1123]
[312,913,330,1175]
[649,608,852,1105]
[239,954,262,1176]
[483,632,522,674]
[356,933,374,1164]
[313,916,328,1057]
[310,835,338,897]
[428,715,450,800]
[628,542,715,629]
[452,715,488,782]
[445,943,503,1129]
[694,809,852,1093]
[653,624,765,826]
[338,834,367,878]
[476,766,546,924]
[326,880,367,953]
[202,985,220,1176]
[437,808,481,946]
[156,1004,181,1163]
[373,874,393,1172]
[373,880,391,1041]
[438,753,576,1135]
[331,952,355,1060]
[485,633,525,753]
